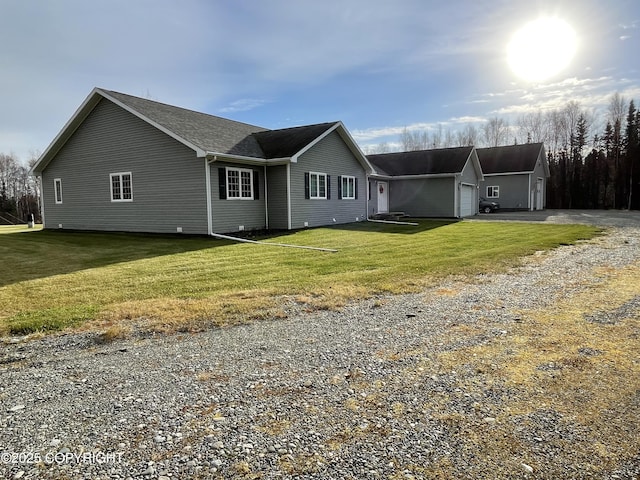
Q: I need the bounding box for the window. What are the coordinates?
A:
[110,172,133,202]
[487,186,499,198]
[339,176,356,200]
[305,172,328,199]
[226,167,254,199]
[54,178,63,204]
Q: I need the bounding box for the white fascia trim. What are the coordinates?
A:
[206,152,290,166]
[96,89,207,157]
[31,88,103,174]
[539,146,551,177]
[334,122,376,174]
[369,173,457,181]
[482,171,533,177]
[290,123,340,163]
[467,150,484,182]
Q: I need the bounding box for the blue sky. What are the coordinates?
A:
[1,0,639,162]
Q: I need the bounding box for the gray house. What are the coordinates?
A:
[31,88,373,234]
[477,143,549,211]
[367,147,483,218]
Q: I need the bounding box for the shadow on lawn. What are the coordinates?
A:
[0,220,457,287]
[0,229,231,288]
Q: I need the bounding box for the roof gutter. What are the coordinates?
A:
[205,151,290,165]
[369,172,458,180]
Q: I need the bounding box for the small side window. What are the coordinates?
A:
[487,186,499,198]
[54,178,63,204]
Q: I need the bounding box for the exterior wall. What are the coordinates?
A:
[40,98,208,234]
[289,131,367,229]
[531,152,547,209]
[460,158,478,185]
[210,162,267,233]
[388,177,455,217]
[266,164,289,230]
[480,174,530,210]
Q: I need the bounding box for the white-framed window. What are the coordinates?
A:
[487,185,499,198]
[110,172,133,202]
[54,178,63,204]
[226,167,254,200]
[309,172,327,199]
[340,175,356,200]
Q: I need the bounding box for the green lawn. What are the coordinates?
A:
[0,220,600,336]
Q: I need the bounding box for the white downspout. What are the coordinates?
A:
[365,174,369,220]
[454,174,461,218]
[205,155,214,235]
[264,164,269,230]
[286,163,292,230]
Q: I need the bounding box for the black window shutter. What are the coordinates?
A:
[218,167,227,199]
[304,172,310,199]
[253,170,260,200]
[355,177,358,199]
[337,176,342,199]
[326,175,331,200]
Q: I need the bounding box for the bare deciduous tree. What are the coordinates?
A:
[482,117,510,147]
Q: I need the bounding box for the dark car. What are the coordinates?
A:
[479,196,499,213]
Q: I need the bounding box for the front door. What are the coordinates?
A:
[377,181,389,213]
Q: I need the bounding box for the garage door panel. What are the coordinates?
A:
[461,185,474,217]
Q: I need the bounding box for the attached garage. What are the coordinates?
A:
[367,147,484,219]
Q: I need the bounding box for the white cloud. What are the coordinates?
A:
[218,99,269,114]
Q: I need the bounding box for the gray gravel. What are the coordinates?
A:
[1,223,640,480]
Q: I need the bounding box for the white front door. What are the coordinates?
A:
[377,181,389,213]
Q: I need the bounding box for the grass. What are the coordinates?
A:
[0,220,599,336]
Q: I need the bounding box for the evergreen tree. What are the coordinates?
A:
[625,100,640,209]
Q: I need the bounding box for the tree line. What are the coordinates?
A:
[367,92,640,210]
[0,153,40,224]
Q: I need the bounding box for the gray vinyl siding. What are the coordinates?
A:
[210,162,266,233]
[41,98,208,234]
[532,153,547,209]
[481,174,530,209]
[460,158,478,184]
[389,178,455,217]
[368,179,377,216]
[266,164,289,230]
[290,131,367,229]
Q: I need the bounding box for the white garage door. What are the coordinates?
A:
[460,185,475,217]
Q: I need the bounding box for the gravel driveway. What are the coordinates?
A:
[2,215,640,479]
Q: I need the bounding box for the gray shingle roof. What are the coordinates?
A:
[476,143,544,174]
[33,88,365,174]
[103,90,268,157]
[253,122,338,159]
[367,146,474,176]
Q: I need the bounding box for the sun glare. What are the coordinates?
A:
[507,17,577,82]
